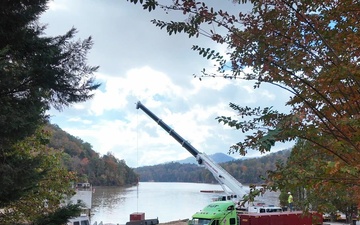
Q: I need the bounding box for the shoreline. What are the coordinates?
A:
[160,219,189,225]
[101,219,189,225]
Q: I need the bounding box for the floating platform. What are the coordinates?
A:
[200,190,224,193]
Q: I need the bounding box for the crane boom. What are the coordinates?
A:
[136,101,199,158]
[136,101,247,199]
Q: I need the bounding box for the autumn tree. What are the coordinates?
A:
[127,0,360,210]
[269,139,358,222]
[0,129,79,224]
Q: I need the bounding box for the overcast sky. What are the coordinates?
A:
[40,0,293,168]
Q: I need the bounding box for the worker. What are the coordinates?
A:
[352,211,358,225]
[288,192,293,211]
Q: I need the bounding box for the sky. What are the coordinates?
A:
[40,0,293,168]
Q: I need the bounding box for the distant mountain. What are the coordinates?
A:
[135,149,291,184]
[176,152,236,164]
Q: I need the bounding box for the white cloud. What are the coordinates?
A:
[42,0,293,168]
[53,64,291,167]
[47,0,69,11]
[88,67,183,116]
[67,117,92,125]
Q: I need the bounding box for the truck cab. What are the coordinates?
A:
[188,201,239,225]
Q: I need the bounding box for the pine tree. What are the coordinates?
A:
[0,0,99,208]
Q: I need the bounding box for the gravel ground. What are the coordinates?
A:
[102,219,189,225]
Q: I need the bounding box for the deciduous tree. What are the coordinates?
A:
[268,139,358,222]
[0,129,79,224]
[127,0,360,210]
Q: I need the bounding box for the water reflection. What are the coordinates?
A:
[92,186,130,209]
[90,182,279,224]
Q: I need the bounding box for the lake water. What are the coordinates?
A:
[90,182,280,224]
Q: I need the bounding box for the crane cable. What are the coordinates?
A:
[136,104,139,213]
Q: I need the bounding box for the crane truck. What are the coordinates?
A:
[136,101,281,212]
[136,101,323,225]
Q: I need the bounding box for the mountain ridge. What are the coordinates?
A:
[135,149,291,184]
[175,152,236,164]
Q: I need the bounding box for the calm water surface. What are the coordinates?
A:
[91,182,279,224]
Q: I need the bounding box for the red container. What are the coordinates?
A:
[257,214,270,225]
[130,212,145,221]
[283,213,297,225]
[238,212,322,225]
[239,214,251,225]
[269,213,285,225]
[297,213,310,225]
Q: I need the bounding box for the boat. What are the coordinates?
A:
[66,183,93,225]
[67,213,91,225]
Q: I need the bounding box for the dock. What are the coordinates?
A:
[200,190,224,193]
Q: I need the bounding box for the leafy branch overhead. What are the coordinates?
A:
[127,0,360,211]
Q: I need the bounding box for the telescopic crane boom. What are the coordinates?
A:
[136,101,247,200]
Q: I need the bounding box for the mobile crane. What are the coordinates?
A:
[136,101,247,201]
[135,102,325,225]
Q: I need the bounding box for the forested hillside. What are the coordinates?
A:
[176,152,235,164]
[46,122,290,186]
[45,124,139,186]
[135,150,290,184]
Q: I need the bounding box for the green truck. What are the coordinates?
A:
[188,201,323,225]
[188,201,238,225]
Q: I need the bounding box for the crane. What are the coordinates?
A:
[136,101,247,200]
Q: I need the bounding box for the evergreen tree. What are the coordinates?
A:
[33,203,83,225]
[0,0,99,209]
